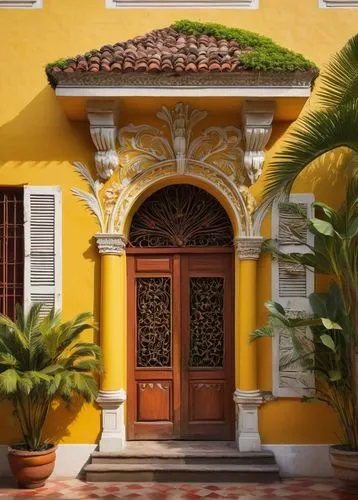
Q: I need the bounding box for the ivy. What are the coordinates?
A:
[172,20,317,72]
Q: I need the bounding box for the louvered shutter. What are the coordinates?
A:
[271,194,315,397]
[24,186,62,315]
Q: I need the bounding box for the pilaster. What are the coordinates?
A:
[234,236,263,452]
[87,100,119,180]
[97,390,126,451]
[233,389,263,452]
[95,233,127,450]
[242,101,275,184]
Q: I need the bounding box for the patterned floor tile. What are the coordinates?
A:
[0,478,358,499]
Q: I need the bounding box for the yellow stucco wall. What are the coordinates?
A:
[0,0,355,446]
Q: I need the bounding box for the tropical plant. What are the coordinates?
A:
[0,304,101,451]
[252,179,358,449]
[263,33,358,203]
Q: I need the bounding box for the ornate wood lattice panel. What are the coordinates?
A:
[136,277,171,368]
[189,277,224,368]
[129,185,233,248]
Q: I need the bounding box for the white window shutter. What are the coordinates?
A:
[24,186,62,316]
[272,194,315,397]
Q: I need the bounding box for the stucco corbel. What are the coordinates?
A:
[242,101,275,184]
[87,100,119,180]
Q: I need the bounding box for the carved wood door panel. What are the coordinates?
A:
[127,251,234,440]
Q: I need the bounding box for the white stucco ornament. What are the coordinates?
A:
[72,101,275,237]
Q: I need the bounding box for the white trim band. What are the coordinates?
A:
[56,86,311,98]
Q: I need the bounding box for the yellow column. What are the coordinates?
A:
[234,236,263,452]
[95,233,127,451]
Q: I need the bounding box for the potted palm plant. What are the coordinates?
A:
[0,304,101,489]
[253,179,358,484]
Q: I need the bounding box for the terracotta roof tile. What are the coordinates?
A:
[46,23,318,89]
[47,27,251,78]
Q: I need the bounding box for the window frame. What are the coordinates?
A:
[106,0,258,8]
[319,0,358,8]
[0,0,42,8]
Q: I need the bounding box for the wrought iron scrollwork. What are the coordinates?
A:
[136,277,171,368]
[189,277,224,368]
[129,185,233,247]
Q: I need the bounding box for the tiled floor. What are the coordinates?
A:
[0,479,357,499]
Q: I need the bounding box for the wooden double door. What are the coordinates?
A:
[127,250,234,440]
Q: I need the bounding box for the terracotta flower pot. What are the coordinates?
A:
[8,444,57,489]
[329,445,358,485]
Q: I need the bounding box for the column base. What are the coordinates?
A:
[233,389,263,452]
[97,389,126,452]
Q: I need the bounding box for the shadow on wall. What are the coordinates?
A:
[0,87,91,164]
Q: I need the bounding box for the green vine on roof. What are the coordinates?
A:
[172,20,318,72]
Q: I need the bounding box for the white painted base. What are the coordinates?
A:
[234,389,263,452]
[263,445,334,477]
[96,389,126,452]
[0,444,334,478]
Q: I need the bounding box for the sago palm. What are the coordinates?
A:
[0,304,101,451]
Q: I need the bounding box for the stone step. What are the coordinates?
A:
[85,463,280,483]
[91,450,276,465]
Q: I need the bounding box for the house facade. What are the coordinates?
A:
[0,0,357,478]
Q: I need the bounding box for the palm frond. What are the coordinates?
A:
[263,101,358,204]
[0,304,100,450]
[318,34,358,107]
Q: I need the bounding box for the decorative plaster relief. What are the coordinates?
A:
[87,101,119,180]
[242,101,275,184]
[73,102,270,239]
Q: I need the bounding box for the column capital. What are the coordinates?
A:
[234,236,263,260]
[95,233,127,255]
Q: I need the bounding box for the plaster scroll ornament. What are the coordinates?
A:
[117,103,245,186]
[72,103,266,238]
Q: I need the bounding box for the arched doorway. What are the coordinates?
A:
[127,185,235,440]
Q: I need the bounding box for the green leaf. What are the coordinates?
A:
[320,334,336,351]
[250,326,274,342]
[321,318,342,330]
[347,216,358,238]
[329,370,342,382]
[262,100,358,204]
[313,202,338,222]
[310,218,335,236]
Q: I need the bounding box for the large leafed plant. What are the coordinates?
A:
[253,179,358,449]
[0,305,101,451]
